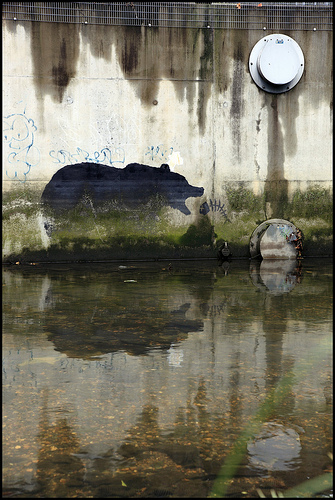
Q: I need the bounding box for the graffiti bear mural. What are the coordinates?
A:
[41,162,204,215]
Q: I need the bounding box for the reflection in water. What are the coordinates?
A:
[2,259,333,498]
[47,301,203,359]
[247,422,301,473]
[247,422,302,475]
[251,260,303,397]
[36,389,85,496]
[250,259,303,295]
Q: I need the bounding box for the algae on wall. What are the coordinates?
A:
[2,182,332,263]
[2,187,49,259]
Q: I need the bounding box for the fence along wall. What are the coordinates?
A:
[2,2,333,30]
[2,2,333,262]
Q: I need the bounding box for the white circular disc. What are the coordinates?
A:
[249,34,304,93]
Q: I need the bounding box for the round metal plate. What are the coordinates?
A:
[249,34,304,93]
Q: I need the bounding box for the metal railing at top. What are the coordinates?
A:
[2,2,333,31]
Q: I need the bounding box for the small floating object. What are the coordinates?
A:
[124,279,137,283]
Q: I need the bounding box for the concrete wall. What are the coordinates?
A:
[2,13,333,262]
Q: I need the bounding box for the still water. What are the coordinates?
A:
[2,258,333,498]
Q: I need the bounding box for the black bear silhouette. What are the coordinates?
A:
[41,162,204,215]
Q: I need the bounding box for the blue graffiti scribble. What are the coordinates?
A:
[49,147,125,166]
[145,144,173,162]
[200,199,227,217]
[3,113,40,182]
[200,201,210,215]
[210,199,227,216]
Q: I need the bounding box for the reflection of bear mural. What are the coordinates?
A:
[41,162,204,215]
[46,303,203,358]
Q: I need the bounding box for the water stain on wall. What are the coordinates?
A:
[230,36,245,161]
[213,30,248,159]
[120,26,142,74]
[52,38,70,97]
[279,91,300,158]
[80,24,113,60]
[213,32,229,94]
[297,30,333,110]
[197,28,213,134]
[264,95,288,218]
[30,22,80,103]
[107,24,212,132]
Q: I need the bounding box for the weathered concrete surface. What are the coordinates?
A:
[2,17,333,262]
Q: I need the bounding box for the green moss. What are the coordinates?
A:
[179,216,215,247]
[288,187,333,222]
[5,233,215,263]
[289,218,332,256]
[226,185,265,213]
[215,218,259,257]
[2,187,43,221]
[41,193,173,242]
[2,183,332,263]
[3,187,42,204]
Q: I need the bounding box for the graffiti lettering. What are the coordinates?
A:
[145,144,173,162]
[200,199,227,217]
[49,147,125,166]
[278,224,293,239]
[3,113,40,182]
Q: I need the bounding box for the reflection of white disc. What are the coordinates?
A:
[167,347,184,367]
[249,34,304,93]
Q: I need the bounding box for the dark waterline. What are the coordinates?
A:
[2,258,333,498]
